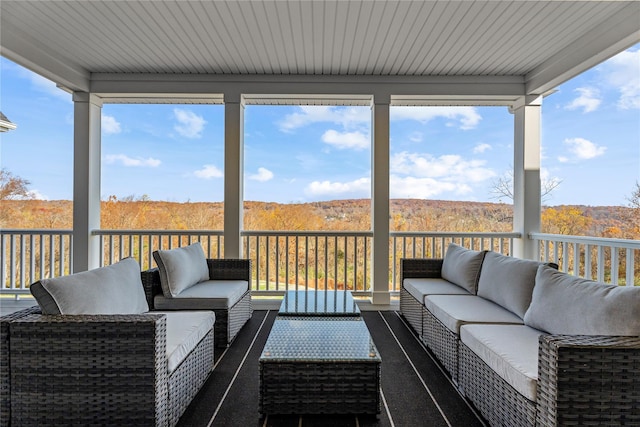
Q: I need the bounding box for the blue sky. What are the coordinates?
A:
[1,43,638,207]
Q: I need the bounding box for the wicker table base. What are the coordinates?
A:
[259,316,381,415]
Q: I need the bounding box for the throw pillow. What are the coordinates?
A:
[477,251,542,319]
[524,264,640,335]
[441,243,486,294]
[30,257,149,315]
[153,242,210,297]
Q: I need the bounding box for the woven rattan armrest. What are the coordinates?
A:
[537,334,640,427]
[9,312,169,426]
[401,258,444,281]
[207,258,251,281]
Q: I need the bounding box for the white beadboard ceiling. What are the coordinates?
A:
[1,0,639,98]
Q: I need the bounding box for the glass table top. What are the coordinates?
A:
[260,317,381,362]
[278,290,361,316]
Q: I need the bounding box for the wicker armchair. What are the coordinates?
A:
[3,307,214,427]
[141,258,252,347]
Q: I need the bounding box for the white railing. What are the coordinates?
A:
[243,230,373,296]
[94,229,224,271]
[3,229,638,296]
[1,229,73,295]
[531,233,640,286]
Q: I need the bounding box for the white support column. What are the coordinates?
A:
[224,93,244,258]
[371,95,391,305]
[512,96,542,260]
[72,92,102,272]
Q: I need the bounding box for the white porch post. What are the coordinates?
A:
[371,95,391,305]
[72,92,102,272]
[512,95,542,260]
[224,93,244,258]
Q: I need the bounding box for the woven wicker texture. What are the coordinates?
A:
[10,313,170,426]
[460,342,536,427]
[0,306,41,427]
[399,288,423,337]
[259,317,381,415]
[401,258,444,279]
[537,335,640,427]
[260,361,380,415]
[141,258,253,347]
[8,312,215,426]
[422,305,460,383]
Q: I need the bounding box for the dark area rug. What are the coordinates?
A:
[177,310,486,427]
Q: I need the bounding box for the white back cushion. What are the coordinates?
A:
[30,257,149,315]
[153,242,210,297]
[524,264,640,335]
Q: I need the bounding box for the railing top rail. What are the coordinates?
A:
[1,229,72,235]
[530,232,640,249]
[92,229,224,236]
[241,230,373,237]
[390,231,521,238]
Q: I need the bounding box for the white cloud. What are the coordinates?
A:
[20,70,71,102]
[105,154,161,167]
[173,108,206,138]
[565,87,601,113]
[408,131,423,143]
[473,143,492,154]
[603,49,640,109]
[321,129,369,150]
[248,167,274,182]
[390,106,482,130]
[102,115,122,134]
[194,165,223,179]
[278,106,370,132]
[561,137,606,161]
[305,177,370,197]
[390,151,495,183]
[390,175,471,198]
[27,189,48,200]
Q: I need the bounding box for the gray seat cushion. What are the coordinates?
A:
[30,257,149,315]
[524,264,640,335]
[161,310,215,374]
[154,280,249,310]
[424,294,523,335]
[461,324,545,401]
[403,278,470,304]
[441,243,486,294]
[153,243,210,297]
[477,251,543,319]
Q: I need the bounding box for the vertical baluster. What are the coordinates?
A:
[276,235,280,290]
[597,245,605,282]
[19,234,25,288]
[611,247,619,285]
[29,235,35,286]
[266,235,270,291]
[285,236,289,292]
[324,236,329,291]
[48,233,55,278]
[626,249,634,286]
[58,233,65,276]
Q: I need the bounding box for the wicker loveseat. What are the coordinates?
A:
[400,243,640,427]
[140,243,253,347]
[1,258,215,427]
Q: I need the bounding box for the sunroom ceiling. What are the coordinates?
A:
[1,0,639,100]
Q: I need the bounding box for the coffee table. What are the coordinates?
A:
[259,316,381,415]
[278,290,361,316]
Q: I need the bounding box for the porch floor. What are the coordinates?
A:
[182,310,486,427]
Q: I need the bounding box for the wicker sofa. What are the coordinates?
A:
[400,243,640,427]
[1,258,215,427]
[141,243,253,347]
